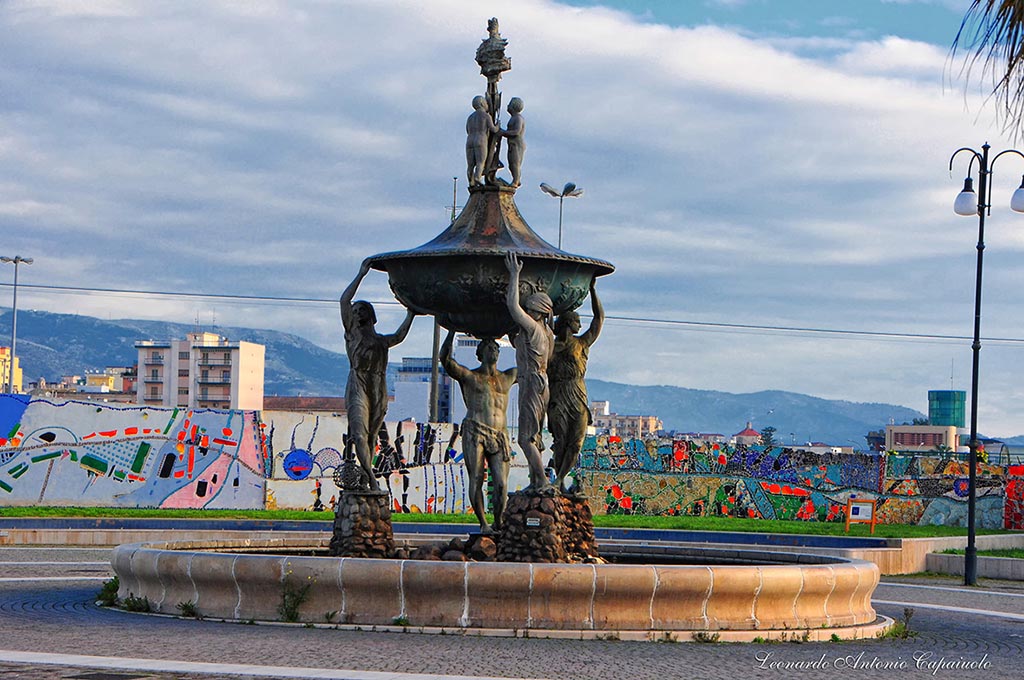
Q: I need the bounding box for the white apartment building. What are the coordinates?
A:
[135,332,265,410]
[0,347,23,393]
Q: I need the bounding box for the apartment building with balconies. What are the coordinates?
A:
[135,332,265,410]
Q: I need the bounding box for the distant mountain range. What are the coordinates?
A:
[4,308,1019,445]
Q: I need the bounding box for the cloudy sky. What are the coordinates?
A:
[4,0,1024,436]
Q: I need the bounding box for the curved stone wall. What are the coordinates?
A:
[112,537,880,635]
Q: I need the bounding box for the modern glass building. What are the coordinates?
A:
[928,390,966,428]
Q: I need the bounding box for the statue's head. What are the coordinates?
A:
[476,338,500,365]
[352,301,376,325]
[472,95,488,111]
[523,292,553,321]
[555,310,581,336]
[507,97,523,114]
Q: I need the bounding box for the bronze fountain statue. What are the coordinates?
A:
[332,18,613,562]
[111,19,882,641]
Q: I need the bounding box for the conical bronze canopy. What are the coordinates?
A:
[368,183,613,338]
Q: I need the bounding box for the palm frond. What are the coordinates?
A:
[952,0,1024,136]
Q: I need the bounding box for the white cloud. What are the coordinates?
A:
[3,0,1024,435]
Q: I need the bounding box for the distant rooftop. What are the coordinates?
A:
[263,396,346,413]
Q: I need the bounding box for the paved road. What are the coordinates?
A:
[1,547,1022,679]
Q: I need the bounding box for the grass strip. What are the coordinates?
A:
[940,548,1024,559]
[0,505,1011,538]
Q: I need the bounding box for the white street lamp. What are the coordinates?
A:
[1,255,33,394]
[539,182,584,249]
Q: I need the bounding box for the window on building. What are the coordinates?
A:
[223,352,230,362]
[201,370,209,381]
[222,370,230,381]
[178,351,189,360]
[178,388,189,395]
[178,369,188,377]
[151,369,159,380]
[149,387,159,398]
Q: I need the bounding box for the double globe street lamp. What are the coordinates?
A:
[950,142,1024,586]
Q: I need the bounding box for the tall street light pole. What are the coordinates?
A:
[950,142,1024,586]
[429,177,461,423]
[539,182,584,249]
[1,255,33,394]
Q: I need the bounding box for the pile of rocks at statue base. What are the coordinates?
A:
[329,488,601,564]
[497,489,601,563]
[328,490,395,558]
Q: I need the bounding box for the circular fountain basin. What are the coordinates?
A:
[112,537,886,641]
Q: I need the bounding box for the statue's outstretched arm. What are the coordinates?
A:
[340,259,371,331]
[386,309,417,348]
[581,279,604,345]
[504,252,533,329]
[440,329,470,381]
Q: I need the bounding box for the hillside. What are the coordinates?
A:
[1,309,931,443]
[2,310,347,396]
[586,379,925,447]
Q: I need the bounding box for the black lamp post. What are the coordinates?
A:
[949,142,1024,586]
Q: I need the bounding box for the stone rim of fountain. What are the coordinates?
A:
[111,537,889,642]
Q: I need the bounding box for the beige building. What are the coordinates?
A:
[135,332,265,410]
[732,422,761,447]
[0,346,23,393]
[884,424,962,453]
[589,400,663,439]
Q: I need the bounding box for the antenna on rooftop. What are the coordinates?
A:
[445,176,461,224]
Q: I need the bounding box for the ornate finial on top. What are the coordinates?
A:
[476,17,511,81]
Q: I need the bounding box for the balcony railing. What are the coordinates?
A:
[196,378,232,385]
[144,356,164,365]
[143,377,164,383]
[197,359,232,366]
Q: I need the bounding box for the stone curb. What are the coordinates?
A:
[925,552,1024,580]
[106,605,895,642]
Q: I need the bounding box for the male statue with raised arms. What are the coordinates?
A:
[441,330,516,533]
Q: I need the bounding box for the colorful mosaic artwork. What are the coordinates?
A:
[2,396,1019,529]
[577,435,1016,530]
[0,395,265,508]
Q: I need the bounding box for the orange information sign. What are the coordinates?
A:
[844,498,877,534]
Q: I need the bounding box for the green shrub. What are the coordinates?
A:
[176,600,200,618]
[122,593,151,612]
[96,576,119,607]
[278,577,312,622]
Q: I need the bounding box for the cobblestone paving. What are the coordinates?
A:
[1,548,1022,679]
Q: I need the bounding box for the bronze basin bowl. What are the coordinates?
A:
[368,184,613,339]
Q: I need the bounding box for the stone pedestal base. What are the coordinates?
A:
[561,493,600,560]
[496,491,600,563]
[328,490,394,558]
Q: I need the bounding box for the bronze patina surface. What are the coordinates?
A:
[368,183,613,339]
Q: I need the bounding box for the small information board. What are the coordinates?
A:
[845,498,877,534]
